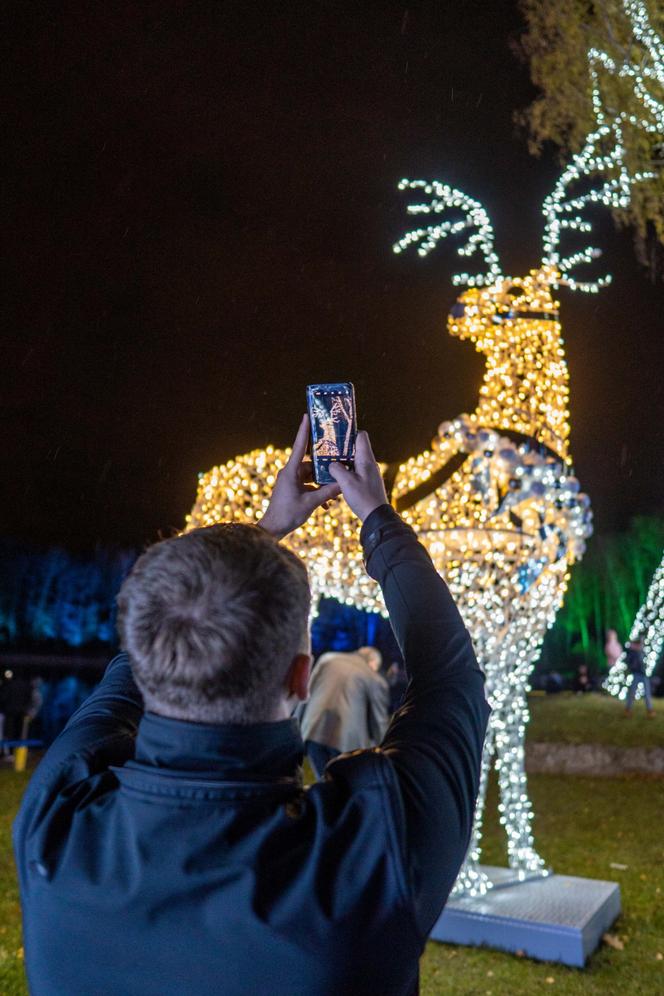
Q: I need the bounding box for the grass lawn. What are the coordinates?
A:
[526,692,664,748]
[0,769,29,996]
[421,771,664,995]
[2,708,664,994]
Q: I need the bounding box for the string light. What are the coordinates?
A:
[392,180,503,287]
[187,0,660,898]
[542,0,664,292]
[604,552,664,700]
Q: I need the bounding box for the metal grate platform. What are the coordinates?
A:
[431,866,621,967]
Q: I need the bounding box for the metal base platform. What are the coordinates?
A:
[431,866,621,967]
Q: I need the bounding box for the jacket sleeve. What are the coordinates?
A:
[360,505,490,938]
[46,652,142,760]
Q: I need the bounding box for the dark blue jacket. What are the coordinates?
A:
[14,505,490,995]
[625,646,645,674]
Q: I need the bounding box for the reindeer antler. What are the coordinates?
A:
[393,179,503,287]
[542,0,664,293]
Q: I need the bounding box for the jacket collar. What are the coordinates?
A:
[133,712,304,781]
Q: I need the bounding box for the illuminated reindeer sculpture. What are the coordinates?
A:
[188,0,663,897]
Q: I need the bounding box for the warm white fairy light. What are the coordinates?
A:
[187,0,659,900]
[542,122,654,292]
[605,552,664,700]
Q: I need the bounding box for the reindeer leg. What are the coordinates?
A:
[495,687,548,878]
[450,715,495,897]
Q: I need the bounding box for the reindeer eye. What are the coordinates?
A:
[449,303,465,318]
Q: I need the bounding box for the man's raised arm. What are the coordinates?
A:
[330,434,490,939]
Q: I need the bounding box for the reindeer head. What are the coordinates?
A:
[442,268,570,456]
[393,2,663,457]
[392,179,566,347]
[446,268,559,348]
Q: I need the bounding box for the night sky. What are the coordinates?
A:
[3,1,663,553]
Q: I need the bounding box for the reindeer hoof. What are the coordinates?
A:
[451,865,493,899]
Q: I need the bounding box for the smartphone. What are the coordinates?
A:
[306,382,357,485]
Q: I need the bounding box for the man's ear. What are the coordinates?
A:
[286,653,312,702]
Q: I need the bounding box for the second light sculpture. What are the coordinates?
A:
[604,551,664,701]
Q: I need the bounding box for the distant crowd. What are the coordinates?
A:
[1,653,409,759]
[532,629,660,717]
[2,628,660,764]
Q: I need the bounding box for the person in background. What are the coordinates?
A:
[0,669,9,757]
[545,670,564,694]
[624,635,655,718]
[27,678,43,732]
[573,662,593,694]
[604,628,622,673]
[299,644,390,777]
[386,659,408,714]
[1,670,33,745]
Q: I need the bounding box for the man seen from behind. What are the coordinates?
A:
[14,415,490,996]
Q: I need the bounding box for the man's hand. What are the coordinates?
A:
[258,415,341,540]
[329,430,389,522]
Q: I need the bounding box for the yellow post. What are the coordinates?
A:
[14,746,28,773]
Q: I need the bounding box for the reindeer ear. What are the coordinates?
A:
[394,179,502,288]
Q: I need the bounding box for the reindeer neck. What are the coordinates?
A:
[471,315,570,460]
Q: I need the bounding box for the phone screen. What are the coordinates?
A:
[306,382,357,485]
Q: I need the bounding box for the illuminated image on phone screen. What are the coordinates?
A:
[306,383,356,485]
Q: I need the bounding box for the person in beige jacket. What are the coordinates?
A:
[299,645,390,776]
